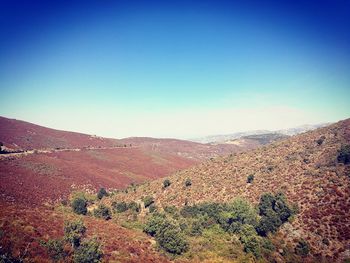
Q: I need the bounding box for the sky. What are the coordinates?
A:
[0,0,350,139]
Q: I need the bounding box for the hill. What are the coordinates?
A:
[115,119,350,261]
[192,123,330,144]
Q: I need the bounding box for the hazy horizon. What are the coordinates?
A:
[1,1,349,139]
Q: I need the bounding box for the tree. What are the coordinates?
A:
[247,174,254,183]
[157,226,189,255]
[112,201,128,213]
[128,201,141,213]
[143,196,154,208]
[295,239,309,257]
[40,239,66,262]
[71,197,87,215]
[64,220,86,249]
[97,188,108,200]
[185,178,192,187]
[163,179,171,188]
[73,238,103,263]
[93,204,112,220]
[337,145,350,165]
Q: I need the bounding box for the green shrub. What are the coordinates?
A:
[256,192,293,236]
[316,136,325,145]
[295,239,309,257]
[97,188,108,200]
[64,220,86,249]
[337,145,350,165]
[71,197,87,215]
[143,196,154,208]
[163,179,171,188]
[185,178,192,187]
[40,239,66,261]
[239,224,261,258]
[127,201,141,213]
[256,210,282,236]
[157,226,188,255]
[149,204,157,213]
[73,238,103,263]
[164,205,178,215]
[93,204,112,220]
[112,201,128,213]
[247,174,254,183]
[143,214,168,237]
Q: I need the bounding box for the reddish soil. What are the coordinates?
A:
[0,116,120,150]
[0,202,169,262]
[0,147,197,207]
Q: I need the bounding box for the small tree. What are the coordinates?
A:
[64,220,86,249]
[295,239,309,257]
[128,201,141,213]
[97,188,108,200]
[163,179,171,188]
[73,238,103,263]
[185,178,192,187]
[93,204,112,220]
[337,145,350,165]
[40,239,66,262]
[112,201,128,213]
[143,196,154,208]
[247,174,254,183]
[71,197,87,215]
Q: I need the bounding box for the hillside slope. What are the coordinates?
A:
[116,119,350,261]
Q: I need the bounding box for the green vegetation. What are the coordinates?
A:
[163,179,171,188]
[256,192,292,236]
[316,136,325,145]
[185,178,192,187]
[40,239,66,262]
[144,214,188,254]
[295,239,310,257]
[97,188,108,200]
[71,197,87,215]
[64,219,86,249]
[143,196,154,208]
[93,204,112,220]
[73,238,103,263]
[112,201,128,213]
[247,174,254,183]
[42,220,103,262]
[337,145,350,165]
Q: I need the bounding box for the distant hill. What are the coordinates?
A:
[192,123,331,144]
[117,118,350,261]
[0,116,120,150]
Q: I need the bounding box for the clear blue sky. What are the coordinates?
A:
[1,0,349,138]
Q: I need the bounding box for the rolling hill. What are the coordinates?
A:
[114,118,350,261]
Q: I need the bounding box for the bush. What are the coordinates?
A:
[247,174,254,183]
[97,188,108,200]
[163,179,171,188]
[185,178,192,187]
[40,239,66,261]
[71,197,87,215]
[143,196,154,208]
[73,238,103,263]
[164,205,178,215]
[256,193,293,236]
[337,145,350,165]
[316,136,325,145]
[239,224,261,258]
[128,201,141,213]
[64,220,86,249]
[112,201,128,213]
[157,226,188,255]
[144,214,168,237]
[295,239,309,257]
[93,204,112,220]
[149,204,157,213]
